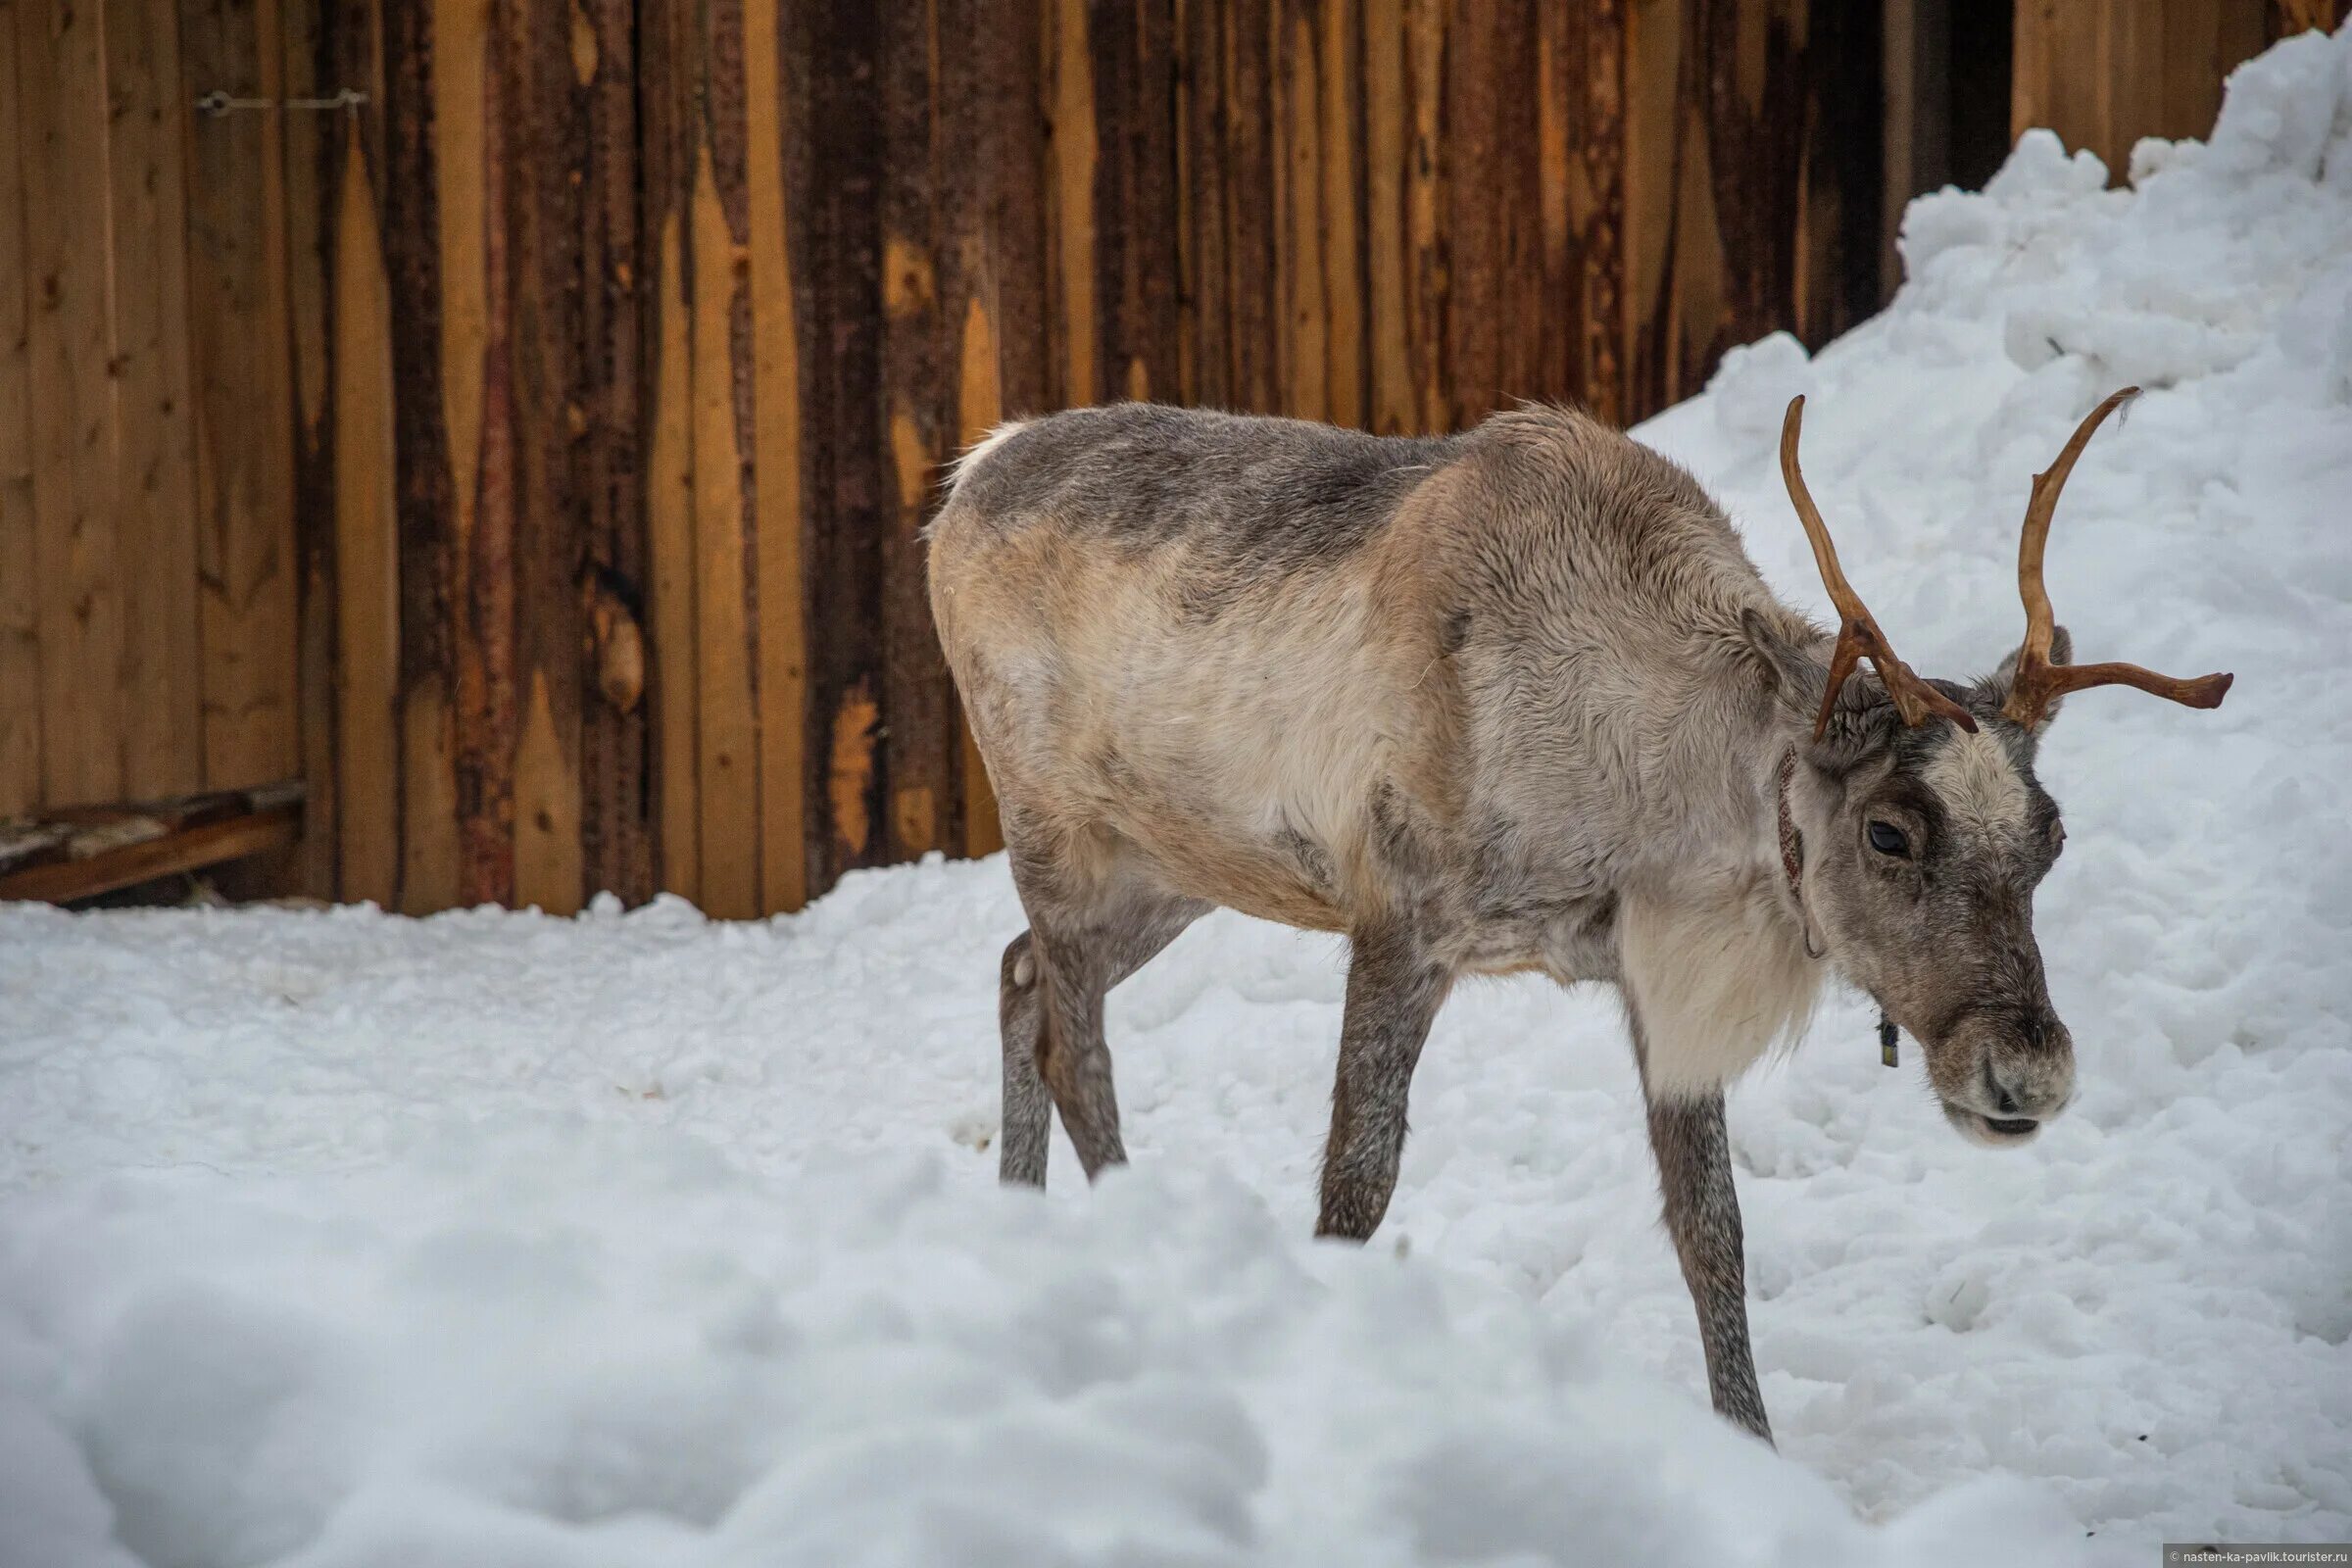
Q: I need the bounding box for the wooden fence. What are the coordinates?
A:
[1,0,2339,915]
[3,0,299,842]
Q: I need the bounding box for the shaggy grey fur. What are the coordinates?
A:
[931,400,2103,1445]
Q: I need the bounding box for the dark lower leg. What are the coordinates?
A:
[1646,1090,1772,1444]
[1033,954,1125,1178]
[1023,894,1206,1184]
[998,932,1051,1186]
[1315,923,1449,1240]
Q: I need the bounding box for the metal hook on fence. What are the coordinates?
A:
[195,87,368,118]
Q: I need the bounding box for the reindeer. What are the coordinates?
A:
[925,388,2229,1442]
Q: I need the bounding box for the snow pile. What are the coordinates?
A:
[0,1126,2090,1568]
[4,27,2350,1568]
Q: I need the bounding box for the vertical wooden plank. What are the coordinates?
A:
[576,0,652,906]
[646,207,699,904]
[950,0,1047,860]
[381,0,461,910]
[1882,0,1949,295]
[987,0,1051,433]
[332,120,401,906]
[1451,0,1499,422]
[1175,0,1217,406]
[1677,0,1780,393]
[1145,0,1188,404]
[1623,0,1676,417]
[450,0,517,906]
[1086,0,1133,404]
[1364,0,1414,432]
[1049,0,1098,406]
[1223,0,1279,413]
[1445,0,1500,422]
[269,0,340,897]
[20,0,124,808]
[1797,0,1886,345]
[641,0,698,904]
[1944,0,2011,192]
[688,0,760,920]
[1275,0,1326,419]
[183,0,300,796]
[1091,0,1181,404]
[1145,0,1185,407]
[937,0,992,855]
[787,0,889,888]
[947,296,1003,855]
[2165,0,2266,149]
[1665,7,1740,411]
[1174,0,1194,402]
[822,0,889,886]
[107,0,205,804]
[878,0,950,864]
[2159,0,2211,153]
[506,0,586,914]
[1402,0,1444,430]
[325,0,399,907]
[1494,0,1544,409]
[2009,1,2053,157]
[2108,0,2159,168]
[2012,0,2110,169]
[746,0,807,909]
[1318,0,1364,427]
[1537,0,1575,404]
[1625,0,1734,416]
[0,0,44,815]
[1564,0,1627,422]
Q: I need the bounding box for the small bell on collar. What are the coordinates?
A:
[1878,1011,1900,1068]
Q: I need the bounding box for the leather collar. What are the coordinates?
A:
[1776,747,1823,960]
[1776,747,1805,906]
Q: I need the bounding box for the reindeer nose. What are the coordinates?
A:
[1984,1021,2075,1124]
[1987,1065,2022,1117]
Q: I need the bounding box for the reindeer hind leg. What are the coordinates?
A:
[1003,820,1205,1184]
[998,931,1052,1186]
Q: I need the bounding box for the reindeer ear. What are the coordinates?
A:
[1985,623,2074,732]
[1740,609,1825,716]
[1812,668,1901,768]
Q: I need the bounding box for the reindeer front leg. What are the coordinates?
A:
[1643,1084,1773,1444]
[1315,923,1451,1240]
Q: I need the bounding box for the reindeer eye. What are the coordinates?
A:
[1867,821,1911,858]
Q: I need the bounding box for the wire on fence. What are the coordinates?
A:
[194,88,368,118]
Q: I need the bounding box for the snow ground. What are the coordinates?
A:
[5,27,2350,1568]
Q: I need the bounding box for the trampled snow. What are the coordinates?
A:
[5,27,2350,1568]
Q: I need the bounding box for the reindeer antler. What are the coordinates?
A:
[1780,396,1978,742]
[2000,387,2233,729]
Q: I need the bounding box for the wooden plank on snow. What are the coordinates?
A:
[0,787,302,903]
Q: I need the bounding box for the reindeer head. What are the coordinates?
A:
[1746,391,2230,1149]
